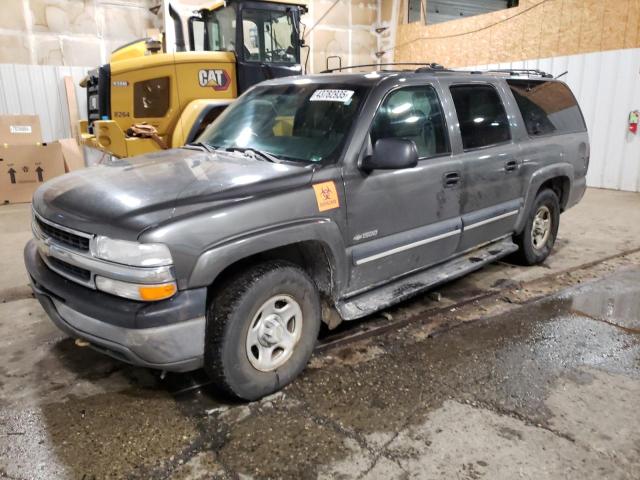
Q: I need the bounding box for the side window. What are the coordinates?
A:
[370,85,450,158]
[507,80,586,136]
[449,84,511,150]
[133,77,170,118]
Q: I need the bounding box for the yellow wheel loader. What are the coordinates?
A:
[80,0,307,159]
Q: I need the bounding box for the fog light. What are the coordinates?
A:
[95,276,177,302]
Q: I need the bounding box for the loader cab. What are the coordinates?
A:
[188,1,304,94]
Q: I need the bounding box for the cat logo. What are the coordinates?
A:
[198,69,230,91]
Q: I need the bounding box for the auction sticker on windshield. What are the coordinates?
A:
[310,89,354,103]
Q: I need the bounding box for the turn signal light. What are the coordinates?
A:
[139,283,177,301]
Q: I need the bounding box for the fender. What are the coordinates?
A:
[171,98,233,147]
[514,162,575,234]
[188,218,348,295]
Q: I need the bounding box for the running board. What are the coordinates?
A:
[336,237,519,321]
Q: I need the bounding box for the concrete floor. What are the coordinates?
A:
[1,188,640,479]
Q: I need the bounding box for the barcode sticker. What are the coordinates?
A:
[10,125,32,134]
[310,89,355,103]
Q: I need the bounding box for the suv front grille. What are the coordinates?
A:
[36,217,90,252]
[48,256,91,282]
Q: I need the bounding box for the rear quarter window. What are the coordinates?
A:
[507,80,586,136]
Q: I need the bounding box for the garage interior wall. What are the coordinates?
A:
[304,0,379,73]
[392,0,640,67]
[0,0,159,66]
[469,49,640,193]
[391,0,640,193]
[0,0,160,142]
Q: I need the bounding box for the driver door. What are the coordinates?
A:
[236,5,302,94]
[343,84,463,293]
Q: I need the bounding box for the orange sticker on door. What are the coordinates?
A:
[312,181,340,212]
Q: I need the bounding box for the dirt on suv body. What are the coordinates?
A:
[25,68,589,400]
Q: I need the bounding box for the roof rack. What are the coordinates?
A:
[471,68,553,78]
[320,62,448,73]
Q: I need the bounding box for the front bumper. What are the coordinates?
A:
[25,240,206,372]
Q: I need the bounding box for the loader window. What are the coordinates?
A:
[241,8,298,64]
[134,77,170,118]
[190,6,236,52]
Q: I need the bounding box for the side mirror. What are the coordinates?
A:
[361,138,418,171]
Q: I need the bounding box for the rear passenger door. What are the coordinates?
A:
[343,83,462,292]
[445,82,525,251]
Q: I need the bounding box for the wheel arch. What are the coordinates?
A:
[171,98,233,147]
[515,164,574,234]
[189,219,348,304]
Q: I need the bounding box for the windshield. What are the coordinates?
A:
[190,6,236,52]
[198,83,369,164]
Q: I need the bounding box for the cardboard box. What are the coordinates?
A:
[0,115,43,145]
[0,115,85,204]
[0,144,67,204]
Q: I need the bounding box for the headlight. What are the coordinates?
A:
[95,276,177,302]
[93,236,173,267]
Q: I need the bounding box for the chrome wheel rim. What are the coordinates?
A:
[531,205,552,250]
[246,295,303,372]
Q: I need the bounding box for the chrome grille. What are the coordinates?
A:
[35,216,90,251]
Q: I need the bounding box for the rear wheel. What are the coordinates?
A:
[512,189,560,265]
[204,261,321,401]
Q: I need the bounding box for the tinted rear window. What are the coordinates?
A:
[449,84,511,150]
[507,80,586,136]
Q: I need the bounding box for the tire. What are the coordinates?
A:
[512,189,560,265]
[204,261,321,401]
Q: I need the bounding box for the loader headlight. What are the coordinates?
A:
[92,236,173,267]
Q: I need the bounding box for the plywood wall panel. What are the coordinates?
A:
[579,0,605,54]
[556,0,582,57]
[602,0,626,52]
[395,0,640,68]
[539,0,562,57]
[624,0,640,48]
[521,2,544,60]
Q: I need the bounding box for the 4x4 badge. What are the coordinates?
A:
[312,181,340,212]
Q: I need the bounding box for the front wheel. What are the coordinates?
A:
[512,189,560,265]
[204,261,321,401]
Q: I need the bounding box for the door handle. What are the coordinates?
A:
[443,171,461,188]
[504,160,519,172]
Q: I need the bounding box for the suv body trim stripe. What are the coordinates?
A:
[464,210,519,231]
[355,228,461,266]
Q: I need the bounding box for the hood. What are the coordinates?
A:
[33,148,314,239]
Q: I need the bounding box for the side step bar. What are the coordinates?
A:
[336,237,519,321]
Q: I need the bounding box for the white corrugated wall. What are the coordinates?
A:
[469,48,640,192]
[0,64,90,143]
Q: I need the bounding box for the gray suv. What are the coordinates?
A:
[24,67,588,400]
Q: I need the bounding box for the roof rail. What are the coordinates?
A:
[473,68,554,78]
[320,62,448,73]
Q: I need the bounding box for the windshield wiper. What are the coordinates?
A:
[183,141,217,153]
[226,147,282,163]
